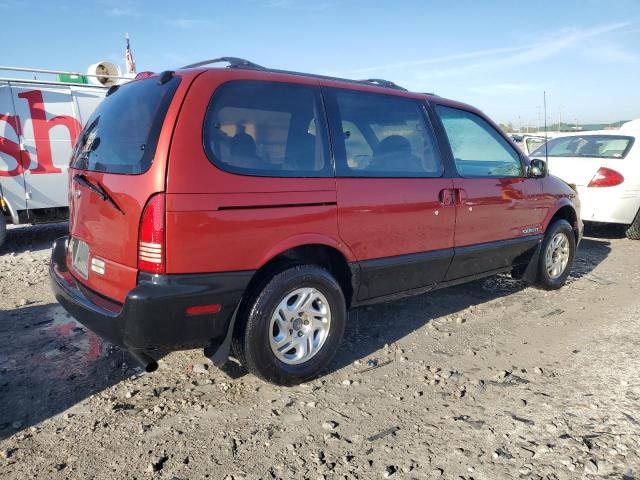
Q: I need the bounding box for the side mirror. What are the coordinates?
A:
[528,158,547,178]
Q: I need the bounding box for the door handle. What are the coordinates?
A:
[439,189,469,206]
[438,189,454,206]
[453,188,468,205]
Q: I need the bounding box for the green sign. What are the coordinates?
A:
[56,73,89,84]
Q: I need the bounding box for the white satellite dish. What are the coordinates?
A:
[87,61,122,87]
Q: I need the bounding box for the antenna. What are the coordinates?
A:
[543,91,549,164]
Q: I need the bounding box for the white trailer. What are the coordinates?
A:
[0,66,128,248]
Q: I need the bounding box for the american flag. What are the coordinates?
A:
[125,33,136,75]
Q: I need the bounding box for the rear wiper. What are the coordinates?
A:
[73,174,124,215]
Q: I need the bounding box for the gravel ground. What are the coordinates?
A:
[0,223,639,479]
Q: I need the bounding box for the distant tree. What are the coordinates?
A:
[499,122,514,133]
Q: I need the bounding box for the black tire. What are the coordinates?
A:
[534,219,576,290]
[232,264,346,385]
[0,214,6,251]
[625,209,640,240]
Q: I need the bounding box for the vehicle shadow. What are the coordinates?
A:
[0,236,613,432]
[583,222,626,240]
[570,236,614,280]
[328,236,612,373]
[0,303,142,440]
[1,222,69,255]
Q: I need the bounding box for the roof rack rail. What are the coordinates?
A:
[358,78,407,91]
[180,57,265,70]
[263,69,409,92]
[178,58,409,92]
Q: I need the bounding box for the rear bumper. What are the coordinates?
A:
[49,236,253,357]
[576,186,640,225]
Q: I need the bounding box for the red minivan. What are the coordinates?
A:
[50,58,582,385]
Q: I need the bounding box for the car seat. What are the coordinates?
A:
[286,132,318,171]
[230,133,265,169]
[371,135,422,172]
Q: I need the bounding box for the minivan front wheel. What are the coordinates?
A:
[535,219,576,290]
[233,265,346,385]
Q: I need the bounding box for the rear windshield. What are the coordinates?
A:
[71,76,181,174]
[531,135,634,159]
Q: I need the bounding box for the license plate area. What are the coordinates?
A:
[70,237,90,279]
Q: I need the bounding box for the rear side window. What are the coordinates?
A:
[327,89,443,177]
[436,105,523,178]
[203,81,331,177]
[530,135,634,159]
[71,76,181,174]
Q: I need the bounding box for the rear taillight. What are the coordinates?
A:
[587,167,624,188]
[138,193,165,274]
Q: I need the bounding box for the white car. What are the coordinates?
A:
[511,134,549,155]
[529,121,640,239]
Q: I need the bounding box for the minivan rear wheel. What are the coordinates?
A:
[534,219,576,290]
[232,265,346,385]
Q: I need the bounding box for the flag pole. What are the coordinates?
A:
[125,32,136,76]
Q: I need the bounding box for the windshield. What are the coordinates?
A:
[71,76,181,174]
[531,135,634,159]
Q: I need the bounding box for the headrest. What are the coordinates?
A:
[230,133,257,157]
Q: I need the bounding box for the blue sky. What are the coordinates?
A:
[1,0,639,125]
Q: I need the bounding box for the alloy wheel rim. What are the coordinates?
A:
[269,287,331,365]
[545,232,570,279]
